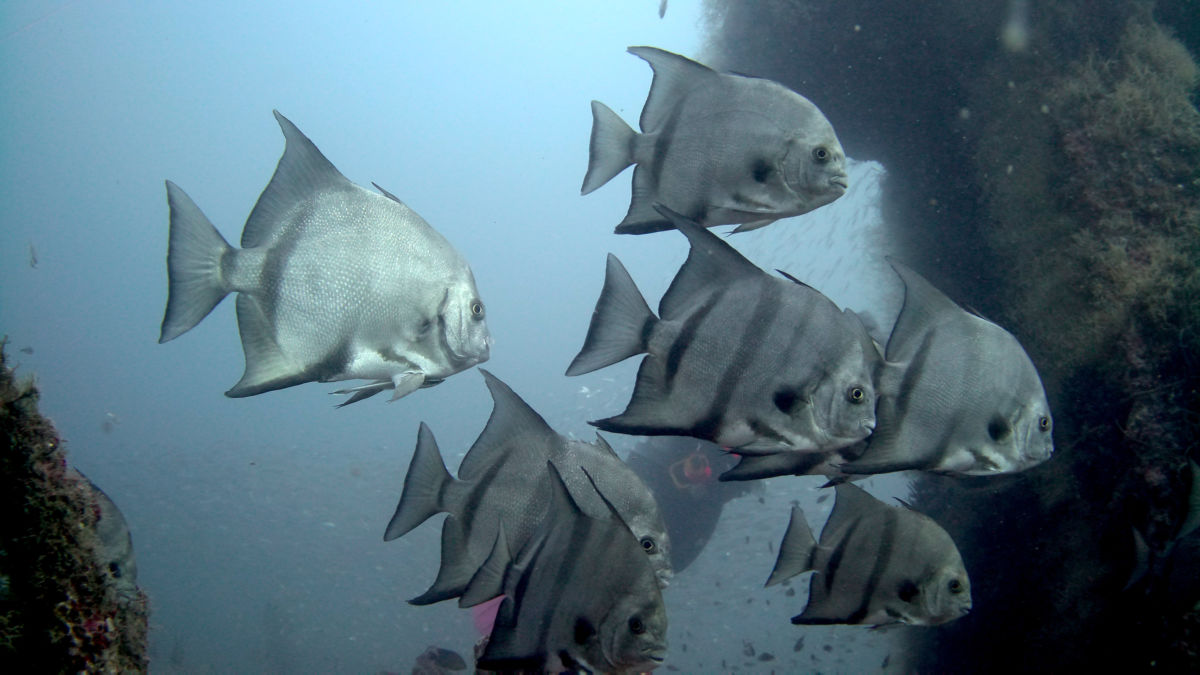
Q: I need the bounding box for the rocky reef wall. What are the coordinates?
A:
[704,1,1199,671]
[0,342,149,671]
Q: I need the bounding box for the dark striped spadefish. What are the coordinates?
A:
[585,210,879,454]
[477,464,668,674]
[786,484,972,627]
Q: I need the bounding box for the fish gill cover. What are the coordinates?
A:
[705,0,1200,671]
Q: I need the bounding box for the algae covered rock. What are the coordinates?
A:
[0,341,148,671]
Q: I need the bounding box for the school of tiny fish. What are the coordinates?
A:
[159,47,1054,672]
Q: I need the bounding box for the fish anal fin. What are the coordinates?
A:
[459,523,511,608]
[409,517,471,605]
[614,166,675,234]
[225,294,309,397]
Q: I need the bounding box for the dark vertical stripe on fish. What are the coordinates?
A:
[822,518,863,596]
[663,291,722,389]
[461,460,508,543]
[536,508,598,650]
[693,282,780,439]
[648,104,682,195]
[890,332,939,467]
[847,510,898,624]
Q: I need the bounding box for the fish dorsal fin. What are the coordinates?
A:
[241,111,354,249]
[577,465,632,530]
[885,259,962,361]
[458,370,557,480]
[826,483,878,535]
[777,268,817,291]
[766,505,818,586]
[592,433,620,459]
[656,204,762,320]
[371,181,407,206]
[548,460,588,517]
[627,46,718,132]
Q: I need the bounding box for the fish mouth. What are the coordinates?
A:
[829,175,849,190]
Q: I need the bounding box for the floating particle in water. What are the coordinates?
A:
[882,654,891,668]
[823,644,833,653]
[816,493,830,504]
[794,636,805,652]
[758,652,776,662]
[743,640,756,657]
[786,587,796,597]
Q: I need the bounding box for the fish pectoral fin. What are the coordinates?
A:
[389,371,426,401]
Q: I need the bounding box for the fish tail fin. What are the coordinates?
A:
[566,254,655,376]
[159,181,233,343]
[766,506,817,586]
[384,423,454,541]
[581,100,636,195]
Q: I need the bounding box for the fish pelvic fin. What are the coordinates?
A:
[766,505,817,586]
[159,181,234,343]
[566,254,656,376]
[582,100,637,195]
[730,218,778,234]
[385,422,454,541]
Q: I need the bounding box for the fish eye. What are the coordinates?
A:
[812,146,830,163]
[948,578,964,594]
[470,300,485,319]
[639,536,657,553]
[847,387,865,404]
[628,617,646,635]
[1038,415,1051,432]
